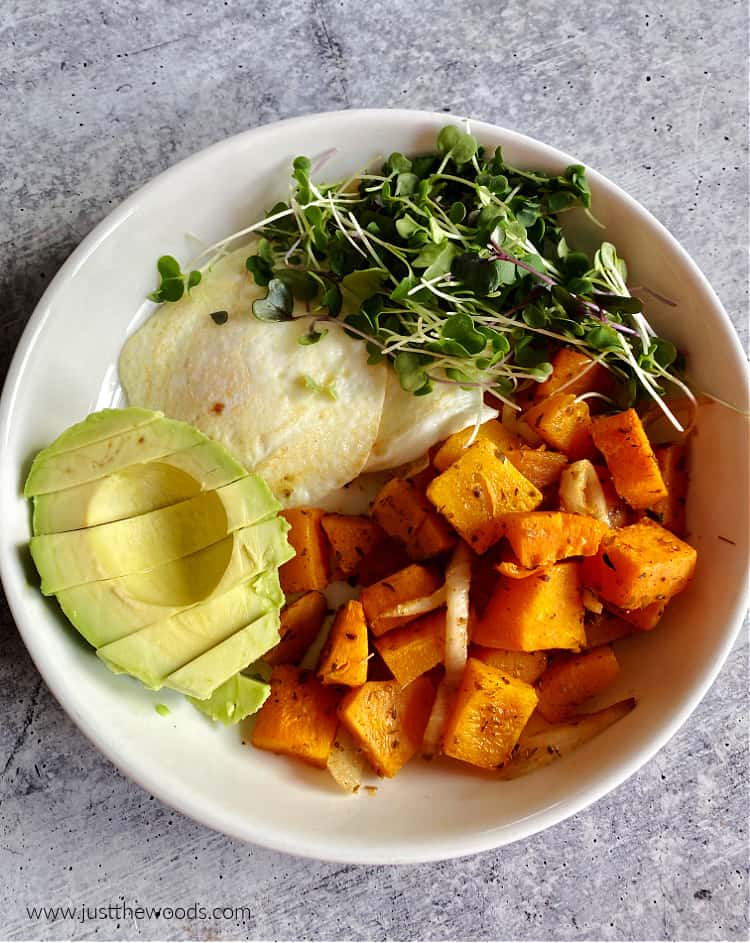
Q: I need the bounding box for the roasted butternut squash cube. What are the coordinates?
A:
[581,519,696,610]
[472,560,586,651]
[505,447,568,490]
[442,658,539,769]
[536,645,620,722]
[279,508,330,593]
[321,513,386,579]
[523,393,596,461]
[251,665,339,768]
[317,600,369,687]
[409,512,457,560]
[470,645,548,683]
[584,611,636,647]
[426,438,542,554]
[375,609,445,686]
[265,590,328,666]
[432,420,521,472]
[371,478,455,561]
[360,563,442,636]
[502,511,610,568]
[534,348,616,401]
[648,443,689,535]
[590,409,667,509]
[338,676,435,777]
[606,599,668,631]
[356,536,412,587]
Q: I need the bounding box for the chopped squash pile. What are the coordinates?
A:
[249,358,697,790]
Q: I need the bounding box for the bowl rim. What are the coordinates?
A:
[1,107,748,864]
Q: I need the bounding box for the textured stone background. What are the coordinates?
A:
[1,1,748,940]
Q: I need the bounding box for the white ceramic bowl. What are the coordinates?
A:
[1,109,748,864]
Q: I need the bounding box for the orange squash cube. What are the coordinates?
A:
[523,393,596,461]
[470,645,548,683]
[426,438,542,554]
[279,508,330,593]
[338,676,435,777]
[502,511,610,568]
[607,599,668,631]
[371,478,455,561]
[505,447,569,490]
[584,611,636,647]
[472,560,586,652]
[320,513,386,578]
[442,658,539,769]
[590,409,667,509]
[375,609,445,686]
[251,665,339,768]
[534,348,616,401]
[648,443,689,536]
[360,563,442,636]
[355,536,412,588]
[317,600,369,687]
[581,519,696,610]
[536,645,620,722]
[265,590,328,666]
[432,420,521,472]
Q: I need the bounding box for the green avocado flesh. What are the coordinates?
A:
[29,408,157,458]
[24,413,210,497]
[97,571,282,690]
[33,440,248,534]
[166,608,281,699]
[30,475,279,594]
[56,517,293,648]
[26,407,291,713]
[189,673,271,725]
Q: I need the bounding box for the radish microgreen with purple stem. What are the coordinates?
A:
[149,125,696,431]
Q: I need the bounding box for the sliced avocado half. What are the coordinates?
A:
[96,570,282,689]
[33,440,248,534]
[27,407,291,703]
[30,474,279,594]
[57,516,293,648]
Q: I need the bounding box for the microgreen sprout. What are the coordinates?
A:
[149,256,202,303]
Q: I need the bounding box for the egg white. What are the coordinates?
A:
[364,369,497,472]
[119,247,387,506]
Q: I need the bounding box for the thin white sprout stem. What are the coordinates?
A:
[574,391,615,405]
[619,339,684,432]
[327,196,369,261]
[346,212,388,269]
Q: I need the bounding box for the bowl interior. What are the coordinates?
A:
[1,109,748,863]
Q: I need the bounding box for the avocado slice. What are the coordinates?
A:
[30,474,279,594]
[29,407,158,458]
[24,413,208,496]
[97,570,282,689]
[33,440,248,534]
[57,517,293,648]
[189,672,271,725]
[168,609,281,699]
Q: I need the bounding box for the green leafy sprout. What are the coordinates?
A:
[151,124,699,430]
[149,256,202,303]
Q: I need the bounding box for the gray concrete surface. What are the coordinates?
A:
[0,1,748,940]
